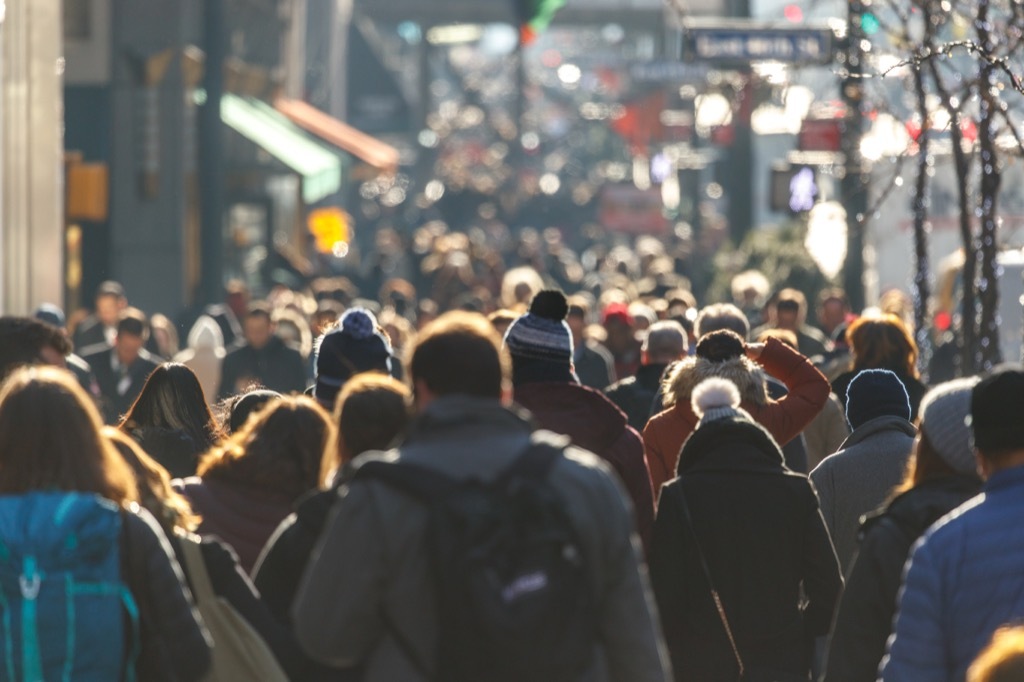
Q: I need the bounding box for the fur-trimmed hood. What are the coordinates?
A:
[661,355,770,409]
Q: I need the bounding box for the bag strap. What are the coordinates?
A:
[177,536,216,607]
[676,486,745,679]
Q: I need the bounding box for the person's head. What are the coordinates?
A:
[504,290,575,387]
[325,374,411,484]
[407,311,509,410]
[0,316,71,380]
[847,313,920,378]
[0,366,137,504]
[730,270,770,310]
[694,303,750,341]
[818,288,850,335]
[226,388,282,433]
[642,321,687,366]
[120,363,222,450]
[845,369,911,430]
[103,426,199,535]
[243,302,275,350]
[114,308,149,366]
[756,328,799,349]
[33,303,67,331]
[601,302,635,355]
[198,395,333,500]
[895,377,981,496]
[314,308,393,408]
[970,365,1024,477]
[968,625,1024,682]
[695,329,747,363]
[311,300,344,338]
[774,288,807,332]
[565,296,592,346]
[95,281,127,328]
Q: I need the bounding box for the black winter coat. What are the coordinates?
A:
[217,336,307,399]
[605,363,668,432]
[650,417,842,681]
[121,507,211,681]
[822,475,981,682]
[252,485,361,681]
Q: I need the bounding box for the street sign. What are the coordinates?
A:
[628,60,710,84]
[682,20,839,65]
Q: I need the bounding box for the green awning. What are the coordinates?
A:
[221,94,343,203]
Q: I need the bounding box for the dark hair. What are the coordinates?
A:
[407,311,509,399]
[0,366,137,505]
[696,329,746,363]
[119,363,223,451]
[0,316,71,380]
[103,426,199,534]
[117,307,149,339]
[246,301,274,322]
[776,288,807,315]
[198,395,332,500]
[325,374,411,483]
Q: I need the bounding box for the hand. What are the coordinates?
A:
[745,343,766,361]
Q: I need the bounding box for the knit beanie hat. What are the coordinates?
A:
[692,378,752,427]
[970,364,1024,453]
[918,377,981,475]
[315,308,392,406]
[845,369,911,430]
[504,290,574,365]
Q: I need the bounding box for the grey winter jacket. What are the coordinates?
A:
[292,395,672,682]
[810,415,916,571]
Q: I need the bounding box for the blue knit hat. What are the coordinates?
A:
[845,369,911,430]
[315,308,393,406]
[503,290,574,365]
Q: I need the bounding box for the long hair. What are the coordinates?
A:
[891,430,961,497]
[103,426,199,534]
[198,395,333,500]
[0,366,137,505]
[120,363,223,450]
[848,313,920,379]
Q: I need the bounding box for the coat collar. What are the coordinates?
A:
[840,415,916,449]
[677,416,790,476]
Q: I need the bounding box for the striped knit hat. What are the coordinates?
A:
[503,290,574,365]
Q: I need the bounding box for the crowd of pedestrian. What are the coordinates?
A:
[2,234,1024,680]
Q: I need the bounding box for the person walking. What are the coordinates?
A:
[292,311,671,682]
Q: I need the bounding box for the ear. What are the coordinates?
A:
[975,449,991,480]
[414,378,436,412]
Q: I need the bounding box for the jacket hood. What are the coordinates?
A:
[187,315,224,351]
[677,416,789,476]
[662,355,769,409]
[514,382,630,456]
[840,415,916,449]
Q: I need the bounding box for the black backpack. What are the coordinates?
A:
[356,433,596,682]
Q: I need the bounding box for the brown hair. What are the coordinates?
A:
[892,430,961,497]
[0,366,137,505]
[407,311,509,399]
[324,374,411,484]
[848,313,920,379]
[197,395,333,500]
[103,427,199,534]
[968,626,1024,682]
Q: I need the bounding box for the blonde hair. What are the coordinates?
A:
[968,626,1024,682]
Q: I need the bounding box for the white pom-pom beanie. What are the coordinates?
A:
[692,377,749,427]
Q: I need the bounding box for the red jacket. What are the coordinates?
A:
[514,382,655,552]
[643,337,830,500]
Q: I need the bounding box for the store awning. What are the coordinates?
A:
[274,98,400,173]
[221,94,342,203]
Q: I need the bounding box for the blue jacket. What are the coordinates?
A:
[882,464,1024,681]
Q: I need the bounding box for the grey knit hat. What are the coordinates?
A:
[692,378,753,427]
[919,377,981,475]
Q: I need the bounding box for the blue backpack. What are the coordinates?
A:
[0,492,139,681]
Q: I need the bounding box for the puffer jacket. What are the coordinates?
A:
[882,465,1024,681]
[292,396,672,682]
[514,382,655,552]
[650,417,841,681]
[823,475,980,682]
[643,337,830,495]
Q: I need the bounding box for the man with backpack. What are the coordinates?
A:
[293,311,671,682]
